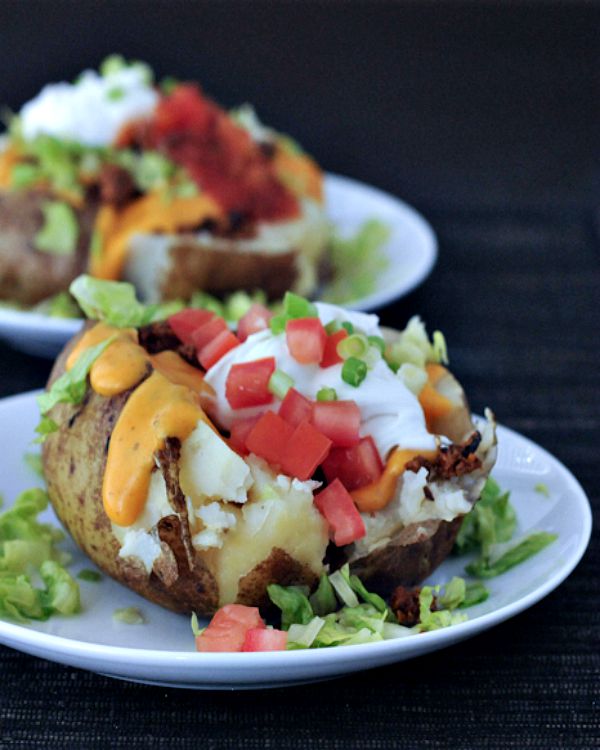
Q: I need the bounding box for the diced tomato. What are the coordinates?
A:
[321,436,384,491]
[237,304,274,342]
[278,388,313,428]
[320,329,348,368]
[168,308,215,345]
[225,357,276,409]
[191,316,228,351]
[195,604,265,653]
[242,628,288,652]
[198,330,240,370]
[246,411,294,466]
[280,420,332,481]
[311,400,361,447]
[314,479,366,546]
[229,415,261,454]
[285,318,327,364]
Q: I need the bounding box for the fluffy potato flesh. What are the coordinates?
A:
[42,326,496,616]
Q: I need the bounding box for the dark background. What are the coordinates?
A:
[0,2,598,748]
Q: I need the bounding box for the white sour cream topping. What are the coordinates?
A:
[204,302,436,459]
[20,67,159,147]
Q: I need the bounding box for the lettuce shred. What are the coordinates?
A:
[0,488,80,623]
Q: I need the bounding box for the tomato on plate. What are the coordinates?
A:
[279,420,332,481]
[314,479,366,546]
[242,628,288,652]
[246,411,294,466]
[168,308,215,345]
[226,357,276,409]
[286,318,327,364]
[191,316,228,351]
[320,329,348,368]
[321,436,384,491]
[198,330,240,370]
[237,304,273,342]
[311,401,361,447]
[278,388,314,428]
[195,604,265,653]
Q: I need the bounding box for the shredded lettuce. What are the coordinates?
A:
[0,488,80,623]
[534,483,550,497]
[77,569,102,583]
[454,477,517,558]
[309,574,338,616]
[37,335,115,419]
[267,584,313,630]
[34,201,79,256]
[70,275,183,328]
[23,452,44,479]
[466,532,557,579]
[113,606,145,624]
[33,292,81,319]
[384,315,449,371]
[324,219,390,304]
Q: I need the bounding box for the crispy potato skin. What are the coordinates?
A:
[349,518,463,595]
[160,239,299,301]
[41,330,320,615]
[0,190,96,305]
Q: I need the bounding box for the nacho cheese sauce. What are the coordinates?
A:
[20,67,159,147]
[204,303,437,460]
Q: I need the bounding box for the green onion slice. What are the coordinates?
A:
[316,387,337,402]
[268,369,294,399]
[341,357,367,387]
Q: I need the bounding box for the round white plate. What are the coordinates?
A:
[0,391,591,689]
[0,173,437,358]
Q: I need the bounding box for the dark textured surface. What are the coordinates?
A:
[0,2,598,748]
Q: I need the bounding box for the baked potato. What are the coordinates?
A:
[41,289,496,615]
[0,57,328,306]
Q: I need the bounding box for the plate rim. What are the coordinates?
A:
[0,171,437,337]
[0,390,592,677]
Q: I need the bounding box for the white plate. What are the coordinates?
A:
[0,392,591,689]
[0,173,437,358]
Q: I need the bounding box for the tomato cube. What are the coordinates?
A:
[321,436,384,491]
[229,415,261,454]
[225,357,276,409]
[280,420,332,481]
[242,628,288,652]
[314,479,366,546]
[168,308,215,345]
[320,329,348,368]
[191,316,228,351]
[285,318,327,364]
[196,604,265,653]
[278,388,314,428]
[311,400,361,447]
[198,330,240,370]
[246,411,294,466]
[237,304,273,342]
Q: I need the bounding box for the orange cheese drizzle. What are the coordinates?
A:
[89,191,224,281]
[66,322,212,526]
[273,148,323,204]
[351,448,438,514]
[418,364,455,432]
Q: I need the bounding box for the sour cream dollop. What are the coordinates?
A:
[204,303,436,459]
[20,67,159,147]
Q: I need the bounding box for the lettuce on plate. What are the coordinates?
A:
[0,489,80,623]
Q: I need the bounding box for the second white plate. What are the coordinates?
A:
[0,173,437,358]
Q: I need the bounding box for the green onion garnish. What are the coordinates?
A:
[283,291,318,319]
[337,333,369,361]
[325,320,341,335]
[367,335,386,354]
[341,357,367,387]
[269,313,288,335]
[341,321,354,335]
[268,369,294,399]
[316,387,338,402]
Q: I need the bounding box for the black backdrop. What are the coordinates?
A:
[0,3,598,748]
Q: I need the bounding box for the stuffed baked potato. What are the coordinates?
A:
[0,57,328,306]
[41,282,496,615]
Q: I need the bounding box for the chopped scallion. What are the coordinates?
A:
[337,333,369,360]
[341,357,367,387]
[268,369,294,399]
[367,335,386,354]
[283,291,318,319]
[341,321,354,335]
[269,313,288,335]
[316,387,337,402]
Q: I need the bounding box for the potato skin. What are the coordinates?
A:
[42,330,320,615]
[0,189,96,305]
